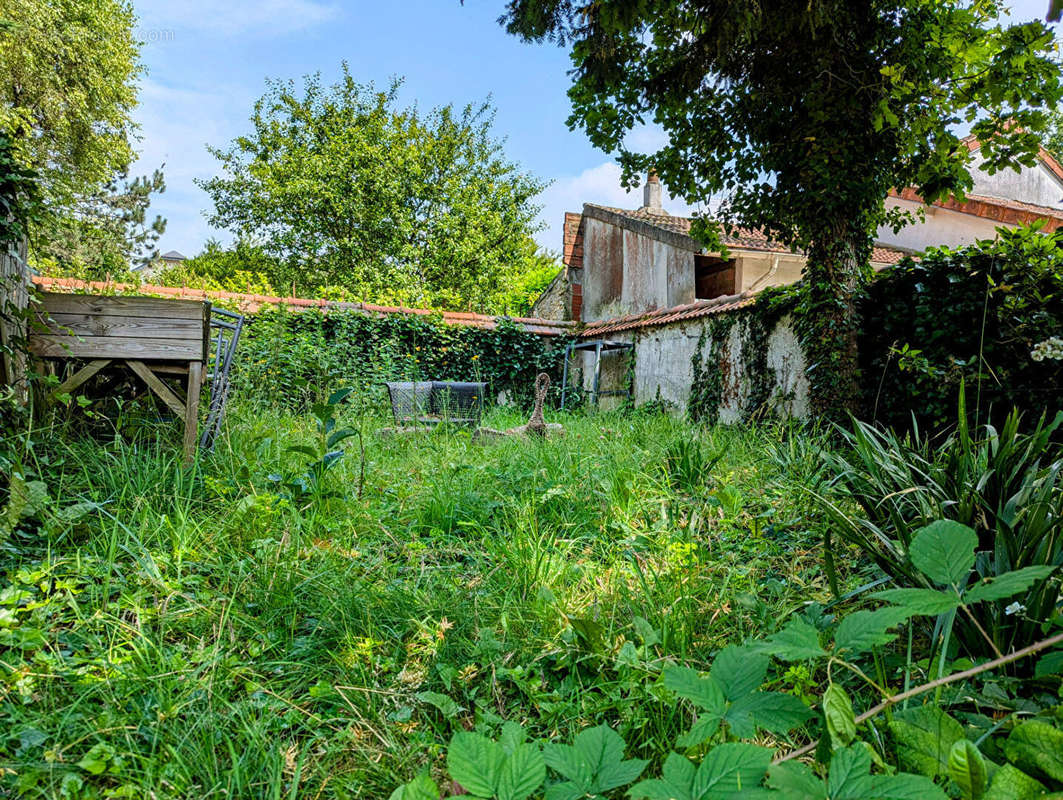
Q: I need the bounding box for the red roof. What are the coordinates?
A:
[581,292,756,337]
[890,187,1063,232]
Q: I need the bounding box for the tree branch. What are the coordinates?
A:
[773,630,1063,764]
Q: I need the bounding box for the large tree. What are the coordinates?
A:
[0,0,141,208]
[0,0,162,275]
[501,0,1061,416]
[33,167,166,280]
[199,65,549,312]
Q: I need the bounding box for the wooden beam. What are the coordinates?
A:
[34,312,207,340]
[183,360,203,465]
[29,335,205,361]
[127,359,186,418]
[52,359,112,399]
[37,292,208,320]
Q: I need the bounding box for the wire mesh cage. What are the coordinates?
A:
[385,381,486,426]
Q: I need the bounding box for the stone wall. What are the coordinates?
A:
[580,307,809,421]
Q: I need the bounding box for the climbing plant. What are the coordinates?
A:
[232,307,573,411]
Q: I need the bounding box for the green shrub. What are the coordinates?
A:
[859,225,1063,433]
[823,401,1063,658]
[231,306,572,410]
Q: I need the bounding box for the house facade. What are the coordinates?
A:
[539,140,1063,413]
[536,142,1063,326]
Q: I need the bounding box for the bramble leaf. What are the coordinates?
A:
[870,588,961,615]
[888,705,963,778]
[760,616,827,661]
[710,645,769,701]
[663,666,726,715]
[388,774,441,800]
[833,606,912,655]
[824,684,856,749]
[448,732,504,797]
[964,566,1057,605]
[908,520,977,585]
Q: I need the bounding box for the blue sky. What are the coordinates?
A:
[130,0,1056,260]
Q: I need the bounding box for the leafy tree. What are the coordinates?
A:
[33,167,166,280]
[500,0,1061,416]
[0,0,141,207]
[199,65,549,312]
[152,238,280,295]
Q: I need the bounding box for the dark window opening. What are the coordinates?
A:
[695,255,736,299]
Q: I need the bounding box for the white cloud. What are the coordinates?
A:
[135,0,339,37]
[534,162,703,253]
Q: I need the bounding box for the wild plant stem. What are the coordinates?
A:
[774,630,1063,764]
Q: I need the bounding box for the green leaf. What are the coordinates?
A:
[628,752,696,800]
[327,387,355,406]
[948,740,988,800]
[983,764,1046,800]
[824,684,856,749]
[727,691,814,735]
[833,606,912,655]
[544,724,645,796]
[1003,721,1063,783]
[964,566,1058,605]
[76,743,115,776]
[448,732,503,797]
[1035,649,1063,678]
[765,761,827,800]
[760,617,826,661]
[908,520,977,586]
[867,773,950,799]
[326,427,359,448]
[710,645,769,702]
[870,588,961,616]
[497,743,546,800]
[664,666,726,715]
[416,691,462,719]
[888,705,963,778]
[827,746,875,800]
[691,742,773,797]
[676,714,721,748]
[389,774,441,800]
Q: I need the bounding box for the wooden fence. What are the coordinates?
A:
[0,237,30,402]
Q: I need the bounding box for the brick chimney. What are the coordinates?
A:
[642,171,665,214]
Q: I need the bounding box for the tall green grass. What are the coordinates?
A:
[1,405,840,798]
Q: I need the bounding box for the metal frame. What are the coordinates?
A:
[199,307,244,450]
[559,339,635,409]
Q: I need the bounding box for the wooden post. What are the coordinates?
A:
[0,237,30,403]
[183,360,203,465]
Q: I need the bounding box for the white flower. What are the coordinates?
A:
[1031,336,1063,362]
[1004,601,1026,616]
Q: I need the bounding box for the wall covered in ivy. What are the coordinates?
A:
[231,307,573,410]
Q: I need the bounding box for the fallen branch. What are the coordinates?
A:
[774,630,1063,764]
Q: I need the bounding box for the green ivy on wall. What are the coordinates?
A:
[232,307,574,410]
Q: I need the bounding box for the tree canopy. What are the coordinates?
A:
[0,0,141,205]
[501,0,1062,415]
[199,65,551,312]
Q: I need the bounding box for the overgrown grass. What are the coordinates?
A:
[1,405,851,798]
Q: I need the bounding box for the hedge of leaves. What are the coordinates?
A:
[230,307,574,410]
[859,225,1063,433]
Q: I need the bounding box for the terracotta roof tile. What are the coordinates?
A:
[580,292,756,337]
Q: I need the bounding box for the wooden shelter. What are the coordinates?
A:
[28,292,210,463]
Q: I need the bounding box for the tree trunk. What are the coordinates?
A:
[801,223,870,421]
